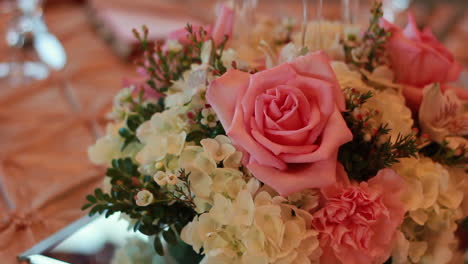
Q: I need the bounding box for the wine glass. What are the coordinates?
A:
[0,0,53,86]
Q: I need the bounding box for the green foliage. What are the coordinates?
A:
[343,1,390,72]
[133,24,229,95]
[82,158,197,256]
[339,89,419,181]
[420,141,468,168]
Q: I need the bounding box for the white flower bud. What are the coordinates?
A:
[155,161,165,170]
[154,171,167,186]
[166,173,179,185]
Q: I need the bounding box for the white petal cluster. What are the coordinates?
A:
[178,141,245,213]
[88,122,140,165]
[332,62,414,141]
[181,189,321,264]
[135,108,187,168]
[391,157,465,264]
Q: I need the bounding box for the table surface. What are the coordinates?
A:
[0,1,467,263]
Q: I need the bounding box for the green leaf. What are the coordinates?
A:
[127,115,142,131]
[162,229,177,245]
[153,236,165,256]
[81,203,92,210]
[86,195,97,203]
[94,188,104,200]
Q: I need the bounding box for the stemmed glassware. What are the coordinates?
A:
[0,0,66,87]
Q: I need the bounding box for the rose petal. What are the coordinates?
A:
[251,126,318,155]
[241,63,297,121]
[207,69,250,129]
[279,108,352,163]
[227,105,287,170]
[247,154,338,196]
[289,51,345,111]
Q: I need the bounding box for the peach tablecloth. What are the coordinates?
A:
[0,3,134,263]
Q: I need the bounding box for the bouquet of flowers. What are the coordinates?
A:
[84,2,468,264]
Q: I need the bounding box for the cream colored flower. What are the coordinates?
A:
[182,189,321,264]
[88,122,139,165]
[332,62,414,141]
[419,84,468,148]
[135,190,154,207]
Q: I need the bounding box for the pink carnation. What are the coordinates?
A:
[313,168,406,264]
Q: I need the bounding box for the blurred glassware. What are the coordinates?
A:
[0,0,66,87]
[382,0,411,22]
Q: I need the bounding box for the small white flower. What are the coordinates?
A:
[166,39,183,52]
[153,171,167,186]
[135,190,154,207]
[166,172,179,185]
[201,108,218,128]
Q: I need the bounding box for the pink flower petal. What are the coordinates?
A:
[206,69,250,129]
[227,106,287,170]
[289,51,346,111]
[247,155,338,196]
[241,63,297,121]
[211,4,234,45]
[279,108,352,163]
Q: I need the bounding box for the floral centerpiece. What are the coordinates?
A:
[84,2,468,264]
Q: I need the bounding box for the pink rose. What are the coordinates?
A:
[313,168,406,264]
[167,4,233,46]
[207,51,352,195]
[382,14,462,110]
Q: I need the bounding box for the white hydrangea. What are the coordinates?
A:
[391,157,465,264]
[135,108,187,167]
[332,62,414,141]
[165,64,210,109]
[181,189,321,264]
[88,122,140,165]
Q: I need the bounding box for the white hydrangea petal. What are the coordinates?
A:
[201,138,222,161]
[188,167,213,199]
[233,190,255,226]
[224,151,243,169]
[135,136,168,165]
[167,132,187,155]
[210,193,233,225]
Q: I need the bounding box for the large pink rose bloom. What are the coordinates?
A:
[207,51,352,195]
[313,168,406,264]
[382,14,463,110]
